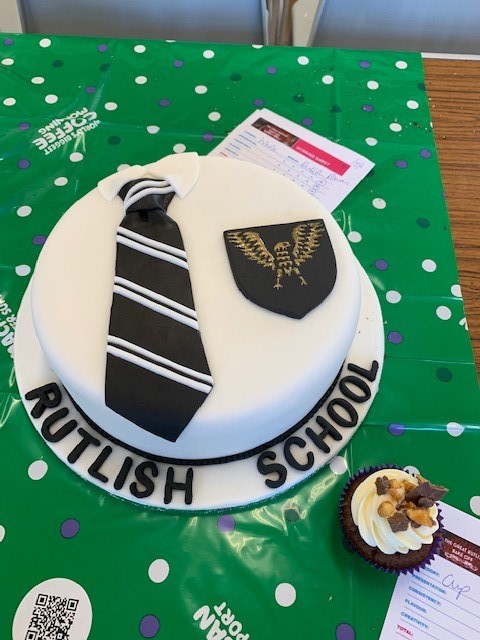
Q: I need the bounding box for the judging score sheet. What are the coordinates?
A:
[210,108,374,212]
[380,502,480,640]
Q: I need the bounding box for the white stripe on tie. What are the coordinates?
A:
[117,226,187,260]
[107,335,213,385]
[107,345,212,394]
[113,284,199,330]
[116,235,189,270]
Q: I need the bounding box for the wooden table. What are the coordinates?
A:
[424,58,480,374]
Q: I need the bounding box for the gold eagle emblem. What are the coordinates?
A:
[225,222,323,289]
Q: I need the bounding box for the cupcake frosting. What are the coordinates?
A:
[351,469,439,555]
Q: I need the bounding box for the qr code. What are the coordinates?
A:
[25,593,79,640]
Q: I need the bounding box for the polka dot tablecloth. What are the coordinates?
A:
[1,35,479,640]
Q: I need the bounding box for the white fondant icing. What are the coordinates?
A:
[30,155,363,460]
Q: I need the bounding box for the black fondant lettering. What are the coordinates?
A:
[87,446,113,483]
[25,383,62,419]
[339,375,371,403]
[164,467,193,505]
[347,360,379,382]
[257,451,287,488]
[283,436,314,471]
[41,408,78,443]
[306,416,342,454]
[327,398,358,428]
[67,427,101,463]
[113,456,134,490]
[130,461,159,499]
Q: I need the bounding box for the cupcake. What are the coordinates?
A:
[340,466,447,573]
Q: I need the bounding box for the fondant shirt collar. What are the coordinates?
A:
[98,152,200,201]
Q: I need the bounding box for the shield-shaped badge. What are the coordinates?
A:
[224,219,337,319]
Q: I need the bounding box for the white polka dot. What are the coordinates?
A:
[173,143,186,153]
[104,101,118,111]
[446,421,464,437]
[372,198,386,210]
[395,60,408,69]
[54,177,68,186]
[203,49,215,58]
[148,559,170,583]
[195,85,208,94]
[367,80,379,90]
[389,122,402,132]
[422,259,437,273]
[17,205,32,217]
[436,305,452,320]
[2,58,14,66]
[28,460,48,480]
[0,525,5,542]
[451,284,462,298]
[252,44,263,49]
[39,38,51,48]
[386,290,402,304]
[322,74,334,85]
[146,125,160,134]
[365,137,377,146]
[329,456,348,475]
[3,97,16,106]
[135,75,147,85]
[347,231,362,243]
[117,164,130,172]
[165,39,176,43]
[208,111,221,122]
[470,496,480,516]
[403,465,420,477]
[45,94,58,104]
[297,56,309,65]
[134,44,146,53]
[69,152,83,163]
[15,265,31,277]
[31,76,45,84]
[407,100,419,110]
[275,583,296,607]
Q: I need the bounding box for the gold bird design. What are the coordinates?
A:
[226,222,323,289]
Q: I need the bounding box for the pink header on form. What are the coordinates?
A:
[292,139,350,175]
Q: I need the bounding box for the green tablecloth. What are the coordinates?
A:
[1,34,479,640]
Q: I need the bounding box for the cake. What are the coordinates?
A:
[340,467,446,573]
[14,152,384,510]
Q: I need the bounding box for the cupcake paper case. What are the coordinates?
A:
[340,465,446,574]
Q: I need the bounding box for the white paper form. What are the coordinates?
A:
[380,502,480,640]
[209,108,374,212]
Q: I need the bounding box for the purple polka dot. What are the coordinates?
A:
[85,86,96,94]
[420,149,432,159]
[374,259,388,271]
[336,623,356,640]
[3,38,14,46]
[61,518,80,538]
[388,422,405,436]
[217,515,235,533]
[18,122,30,130]
[362,104,374,112]
[359,60,371,69]
[140,615,160,638]
[302,118,313,126]
[18,159,30,169]
[388,331,403,344]
[253,98,264,107]
[97,44,107,52]
[395,160,408,168]
[173,59,184,68]
[158,99,170,107]
[203,133,214,142]
[32,235,46,246]
[267,66,277,75]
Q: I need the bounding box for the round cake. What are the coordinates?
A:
[15,153,384,509]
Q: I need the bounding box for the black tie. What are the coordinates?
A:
[105,178,213,442]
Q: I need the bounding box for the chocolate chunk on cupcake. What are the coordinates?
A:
[340,466,447,573]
